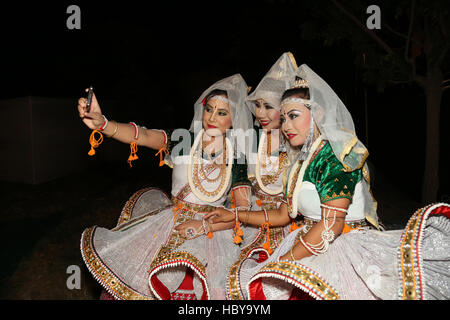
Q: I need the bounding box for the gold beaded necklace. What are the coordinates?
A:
[188,130,233,202]
[256,130,288,195]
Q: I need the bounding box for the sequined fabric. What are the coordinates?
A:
[235,204,450,300]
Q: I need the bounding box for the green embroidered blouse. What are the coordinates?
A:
[286,141,362,203]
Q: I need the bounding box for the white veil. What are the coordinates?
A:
[246,52,298,115]
[294,64,369,172]
[286,64,379,229]
[189,74,252,159]
[245,52,299,177]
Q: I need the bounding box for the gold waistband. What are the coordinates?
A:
[171,197,216,213]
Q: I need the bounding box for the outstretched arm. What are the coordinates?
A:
[204,202,292,228]
[77,90,167,151]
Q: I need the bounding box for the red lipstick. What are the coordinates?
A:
[286,133,297,140]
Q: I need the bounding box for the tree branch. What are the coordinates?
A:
[329,0,394,55]
[383,21,421,45]
[404,0,416,63]
[402,0,427,88]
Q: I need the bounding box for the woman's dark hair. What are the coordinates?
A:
[281,87,310,102]
[203,89,228,106]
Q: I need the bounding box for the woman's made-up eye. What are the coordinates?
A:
[205,105,213,113]
[218,110,228,116]
[280,116,286,124]
[264,104,274,110]
[288,111,301,120]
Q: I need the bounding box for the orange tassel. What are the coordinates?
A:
[256,199,263,207]
[155,147,169,167]
[289,221,300,233]
[88,130,103,156]
[342,224,352,234]
[172,202,183,223]
[230,191,236,209]
[233,221,243,245]
[207,231,214,239]
[261,222,274,255]
[128,142,138,167]
[262,241,273,255]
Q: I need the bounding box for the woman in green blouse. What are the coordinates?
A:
[206,64,450,300]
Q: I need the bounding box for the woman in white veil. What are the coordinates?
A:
[225,52,298,300]
[206,64,450,300]
[77,74,254,300]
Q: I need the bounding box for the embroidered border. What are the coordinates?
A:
[149,208,198,269]
[227,230,266,300]
[113,205,172,232]
[227,186,286,300]
[247,261,340,300]
[397,203,450,300]
[116,187,171,226]
[148,251,209,300]
[80,227,155,300]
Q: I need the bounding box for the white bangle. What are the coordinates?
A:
[99,115,108,131]
[129,122,139,140]
[263,208,269,222]
[320,203,348,213]
[299,236,319,256]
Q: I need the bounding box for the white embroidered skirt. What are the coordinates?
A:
[234,203,450,300]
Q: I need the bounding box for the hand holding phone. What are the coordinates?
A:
[86,86,94,113]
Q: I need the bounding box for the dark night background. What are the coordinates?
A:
[0,0,448,299]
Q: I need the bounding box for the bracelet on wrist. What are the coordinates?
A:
[105,121,119,138]
[129,122,139,140]
[290,246,296,261]
[99,115,108,131]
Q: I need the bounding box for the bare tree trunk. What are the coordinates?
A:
[421,66,442,203]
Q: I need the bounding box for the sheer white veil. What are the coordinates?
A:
[285,64,380,229]
[294,64,369,172]
[189,74,252,159]
[245,52,299,177]
[246,52,298,115]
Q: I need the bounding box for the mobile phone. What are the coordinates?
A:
[86,86,94,112]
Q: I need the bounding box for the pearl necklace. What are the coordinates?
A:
[255,130,287,195]
[286,136,323,218]
[188,129,233,203]
[198,144,226,183]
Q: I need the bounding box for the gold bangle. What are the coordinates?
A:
[106,121,119,138]
[244,211,250,226]
[290,246,296,261]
